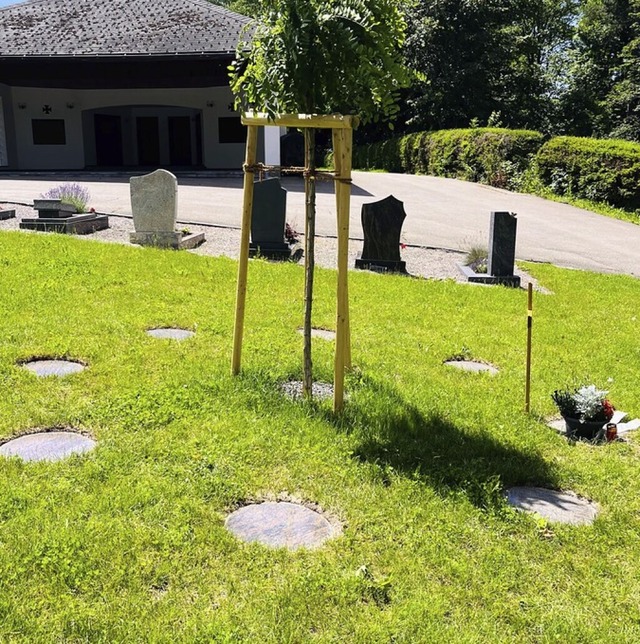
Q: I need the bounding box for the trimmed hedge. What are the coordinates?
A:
[352,128,544,189]
[535,136,640,212]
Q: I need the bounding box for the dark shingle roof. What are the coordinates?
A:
[0,0,252,57]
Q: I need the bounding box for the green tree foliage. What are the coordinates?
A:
[230,0,409,123]
[403,0,578,133]
[562,0,640,141]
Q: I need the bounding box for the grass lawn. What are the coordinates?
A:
[1,230,640,642]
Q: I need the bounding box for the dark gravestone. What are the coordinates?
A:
[250,178,293,260]
[459,211,520,287]
[280,131,304,169]
[355,195,407,273]
[0,209,16,220]
[488,211,519,285]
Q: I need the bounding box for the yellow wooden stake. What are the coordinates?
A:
[525,282,533,413]
[231,125,259,375]
[333,127,353,413]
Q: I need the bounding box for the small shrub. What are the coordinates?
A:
[535,137,640,212]
[353,128,544,189]
[465,246,488,274]
[41,183,90,213]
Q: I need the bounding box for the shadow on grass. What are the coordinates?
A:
[325,375,559,509]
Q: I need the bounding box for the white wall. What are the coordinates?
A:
[10,86,249,170]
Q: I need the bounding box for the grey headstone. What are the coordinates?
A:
[251,179,287,246]
[130,169,178,234]
[488,211,517,277]
[22,359,85,377]
[0,431,96,462]
[225,501,339,550]
[506,487,598,525]
[147,328,195,340]
[444,360,498,375]
[356,195,407,273]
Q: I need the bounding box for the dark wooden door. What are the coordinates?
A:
[94,114,123,166]
[136,117,160,166]
[168,116,192,166]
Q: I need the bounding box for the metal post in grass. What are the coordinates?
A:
[525,282,533,413]
[232,124,259,376]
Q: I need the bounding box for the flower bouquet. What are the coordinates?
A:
[552,385,615,440]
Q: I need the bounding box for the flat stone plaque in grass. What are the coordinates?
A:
[297,327,336,341]
[444,360,498,375]
[0,431,96,462]
[22,359,86,377]
[226,501,339,550]
[147,328,195,340]
[506,487,598,525]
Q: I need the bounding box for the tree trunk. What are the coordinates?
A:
[303,127,316,398]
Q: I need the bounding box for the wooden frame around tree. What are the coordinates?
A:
[231,113,357,413]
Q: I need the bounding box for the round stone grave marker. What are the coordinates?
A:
[0,431,96,462]
[444,360,498,375]
[506,487,598,525]
[147,328,195,340]
[281,380,334,400]
[226,501,339,550]
[297,327,336,341]
[21,359,85,377]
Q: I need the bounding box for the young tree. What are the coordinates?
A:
[231,0,409,397]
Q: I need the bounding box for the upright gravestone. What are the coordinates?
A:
[250,178,295,260]
[129,169,204,249]
[355,195,407,273]
[488,211,520,286]
[459,211,520,287]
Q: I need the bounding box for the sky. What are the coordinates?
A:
[0,0,26,7]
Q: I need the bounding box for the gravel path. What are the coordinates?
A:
[0,203,547,292]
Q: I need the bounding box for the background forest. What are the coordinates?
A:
[211,0,640,144]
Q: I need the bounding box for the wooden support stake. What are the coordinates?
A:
[231,125,259,375]
[333,127,353,413]
[525,282,533,413]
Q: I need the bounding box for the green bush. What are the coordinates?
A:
[353,128,544,189]
[535,136,640,212]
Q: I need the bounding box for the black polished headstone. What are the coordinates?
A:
[459,211,520,287]
[250,178,293,259]
[355,195,407,273]
[0,209,16,220]
[280,131,304,169]
[488,211,518,277]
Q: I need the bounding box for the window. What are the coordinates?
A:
[218,117,246,144]
[32,119,66,145]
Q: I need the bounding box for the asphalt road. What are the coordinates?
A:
[2,171,639,275]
